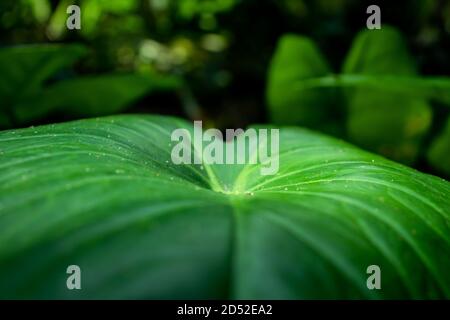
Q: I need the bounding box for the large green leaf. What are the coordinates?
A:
[342,26,432,164]
[0,115,449,299]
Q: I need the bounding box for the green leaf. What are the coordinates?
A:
[266,34,338,129]
[342,26,432,164]
[0,44,87,106]
[0,44,181,127]
[77,0,140,36]
[0,44,87,127]
[342,27,416,76]
[267,28,450,165]
[14,73,183,121]
[24,0,52,23]
[290,74,450,106]
[0,115,449,299]
[428,117,450,176]
[46,0,74,40]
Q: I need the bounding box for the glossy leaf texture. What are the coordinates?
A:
[0,115,449,299]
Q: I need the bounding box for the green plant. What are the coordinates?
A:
[267,26,450,169]
[0,44,181,128]
[428,118,450,175]
[0,115,448,299]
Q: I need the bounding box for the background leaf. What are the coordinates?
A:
[0,44,87,104]
[266,34,340,131]
[0,44,182,127]
[14,73,183,121]
[342,26,432,164]
[290,74,450,106]
[428,117,450,175]
[0,115,448,299]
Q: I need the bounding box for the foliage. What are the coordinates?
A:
[267,26,450,168]
[0,44,182,127]
[428,118,450,176]
[0,0,449,300]
[0,115,449,299]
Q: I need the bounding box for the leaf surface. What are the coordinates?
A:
[0,115,449,299]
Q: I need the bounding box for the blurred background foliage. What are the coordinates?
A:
[0,0,449,177]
